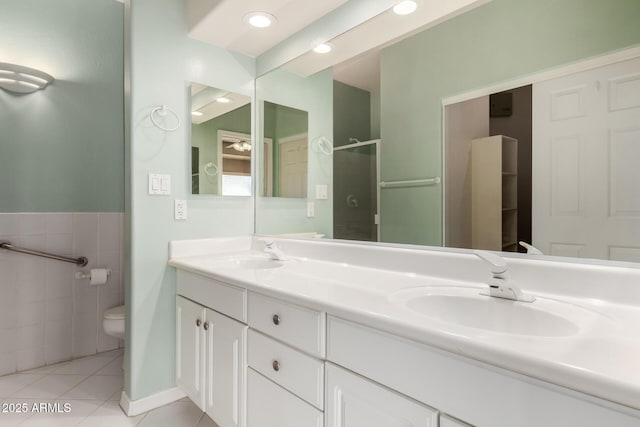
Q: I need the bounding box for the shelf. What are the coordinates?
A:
[223,154,251,161]
[471,135,519,251]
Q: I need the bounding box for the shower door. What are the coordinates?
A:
[333,140,380,241]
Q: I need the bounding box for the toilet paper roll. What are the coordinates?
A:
[90,268,109,286]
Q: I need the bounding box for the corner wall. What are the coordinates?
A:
[0,0,125,374]
[126,0,255,400]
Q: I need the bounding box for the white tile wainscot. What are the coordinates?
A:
[0,212,124,375]
[169,236,640,427]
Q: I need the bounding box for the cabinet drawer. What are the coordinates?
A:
[247,368,323,427]
[248,329,324,409]
[248,292,325,357]
[177,270,246,322]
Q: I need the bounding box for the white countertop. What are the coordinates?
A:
[168,237,640,413]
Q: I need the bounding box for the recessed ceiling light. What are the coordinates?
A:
[393,0,417,15]
[244,11,276,28]
[191,111,203,116]
[313,43,333,54]
[216,97,231,104]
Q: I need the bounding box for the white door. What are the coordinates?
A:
[279,134,308,198]
[176,296,205,410]
[326,363,438,427]
[205,308,247,427]
[532,57,640,261]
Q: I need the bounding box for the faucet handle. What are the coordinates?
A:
[519,241,543,255]
[474,251,507,277]
[258,238,275,248]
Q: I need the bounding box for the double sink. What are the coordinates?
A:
[205,253,609,338]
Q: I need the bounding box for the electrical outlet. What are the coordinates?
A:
[175,200,187,220]
[315,184,328,200]
[307,201,315,218]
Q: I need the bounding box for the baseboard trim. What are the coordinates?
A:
[120,387,187,417]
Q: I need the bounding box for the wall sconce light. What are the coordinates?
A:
[0,62,54,94]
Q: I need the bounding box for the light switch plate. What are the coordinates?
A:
[148,173,171,195]
[175,200,187,220]
[315,184,328,200]
[307,202,315,218]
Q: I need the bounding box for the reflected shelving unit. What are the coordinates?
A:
[471,135,518,252]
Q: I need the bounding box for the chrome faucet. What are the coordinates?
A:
[261,239,289,261]
[474,251,535,303]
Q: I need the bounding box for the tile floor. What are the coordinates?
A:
[0,350,216,427]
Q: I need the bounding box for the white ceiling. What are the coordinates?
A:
[283,0,490,92]
[187,0,349,58]
[190,83,251,124]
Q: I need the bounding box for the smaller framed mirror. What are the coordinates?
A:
[262,101,309,198]
[190,83,252,196]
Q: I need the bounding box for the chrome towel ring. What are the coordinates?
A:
[150,105,180,132]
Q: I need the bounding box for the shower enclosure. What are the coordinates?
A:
[333,139,380,241]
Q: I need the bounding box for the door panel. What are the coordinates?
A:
[176,296,205,410]
[532,57,640,261]
[326,363,438,427]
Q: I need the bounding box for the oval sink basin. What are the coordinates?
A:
[211,257,283,270]
[389,286,597,337]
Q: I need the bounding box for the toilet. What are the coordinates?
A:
[103,304,125,340]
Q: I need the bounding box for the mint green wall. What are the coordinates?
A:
[333,81,371,148]
[380,0,640,245]
[255,69,333,236]
[126,0,255,401]
[191,104,251,194]
[0,0,123,212]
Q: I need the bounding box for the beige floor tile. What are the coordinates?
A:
[77,400,143,427]
[0,374,43,398]
[62,375,123,401]
[136,400,202,427]
[12,375,86,399]
[19,399,102,427]
[52,357,113,376]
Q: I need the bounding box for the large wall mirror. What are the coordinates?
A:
[254,0,640,264]
[190,83,252,196]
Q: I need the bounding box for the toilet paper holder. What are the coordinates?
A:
[75,268,112,285]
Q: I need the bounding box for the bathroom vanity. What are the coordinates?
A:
[169,236,640,427]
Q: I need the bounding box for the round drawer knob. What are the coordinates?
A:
[203,322,209,331]
[272,360,280,372]
[196,319,202,327]
[272,314,281,325]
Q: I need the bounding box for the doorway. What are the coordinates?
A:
[333,139,380,241]
[444,85,532,252]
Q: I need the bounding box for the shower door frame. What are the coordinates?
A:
[333,139,381,241]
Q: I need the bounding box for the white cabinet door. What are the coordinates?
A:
[247,368,323,427]
[440,414,473,427]
[326,363,438,427]
[205,308,247,427]
[176,296,206,410]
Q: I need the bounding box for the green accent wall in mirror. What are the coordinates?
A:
[190,83,252,196]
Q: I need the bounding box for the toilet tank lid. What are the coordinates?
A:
[104,305,125,320]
